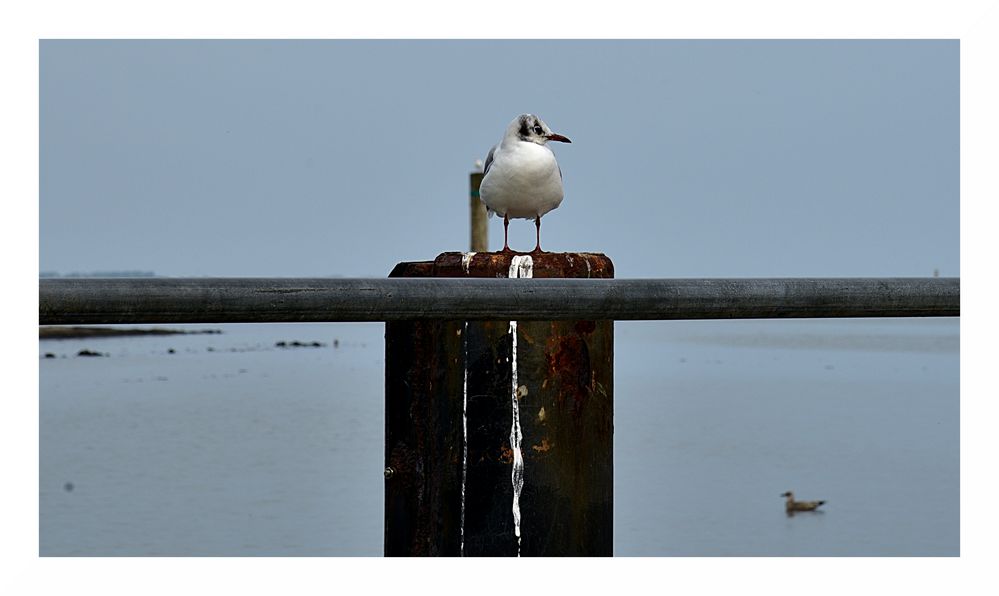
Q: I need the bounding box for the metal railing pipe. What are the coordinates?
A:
[39,277,959,325]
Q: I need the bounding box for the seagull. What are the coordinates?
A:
[480,114,571,253]
[780,491,826,514]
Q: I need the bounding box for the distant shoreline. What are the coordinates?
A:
[39,327,222,340]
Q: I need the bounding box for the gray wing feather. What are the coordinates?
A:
[481,145,497,217]
[483,145,496,177]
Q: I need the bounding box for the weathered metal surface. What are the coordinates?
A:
[385,252,614,556]
[39,277,960,325]
[512,316,613,555]
[384,317,465,556]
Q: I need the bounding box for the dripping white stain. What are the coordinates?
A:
[508,254,532,555]
[510,254,533,280]
[460,320,469,556]
[461,252,476,555]
[461,252,476,275]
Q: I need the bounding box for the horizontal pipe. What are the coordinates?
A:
[38,277,960,324]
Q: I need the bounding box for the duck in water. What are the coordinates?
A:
[781,491,826,514]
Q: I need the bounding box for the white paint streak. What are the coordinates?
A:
[510,254,534,280]
[460,251,479,554]
[461,252,476,274]
[508,255,533,555]
[460,320,469,556]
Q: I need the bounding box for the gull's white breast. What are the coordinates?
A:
[480,141,564,220]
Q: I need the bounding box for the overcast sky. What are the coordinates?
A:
[39,40,958,279]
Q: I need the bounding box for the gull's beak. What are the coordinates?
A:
[546,133,572,143]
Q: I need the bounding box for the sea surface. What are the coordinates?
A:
[39,318,959,556]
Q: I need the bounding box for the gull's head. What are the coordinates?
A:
[506,114,571,145]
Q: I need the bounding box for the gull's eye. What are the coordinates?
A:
[533,125,544,135]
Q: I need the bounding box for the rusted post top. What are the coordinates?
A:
[393,252,614,279]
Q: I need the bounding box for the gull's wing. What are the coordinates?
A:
[481,145,497,218]
[483,145,496,177]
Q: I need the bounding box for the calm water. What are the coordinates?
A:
[39,319,959,556]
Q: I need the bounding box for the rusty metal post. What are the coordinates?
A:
[385,252,614,556]
[469,171,488,252]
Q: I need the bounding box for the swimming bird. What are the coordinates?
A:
[781,491,826,513]
[480,114,571,253]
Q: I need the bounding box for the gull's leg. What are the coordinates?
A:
[502,214,512,253]
[530,216,544,254]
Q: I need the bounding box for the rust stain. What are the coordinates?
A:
[499,445,513,464]
[546,332,593,416]
[531,437,553,453]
